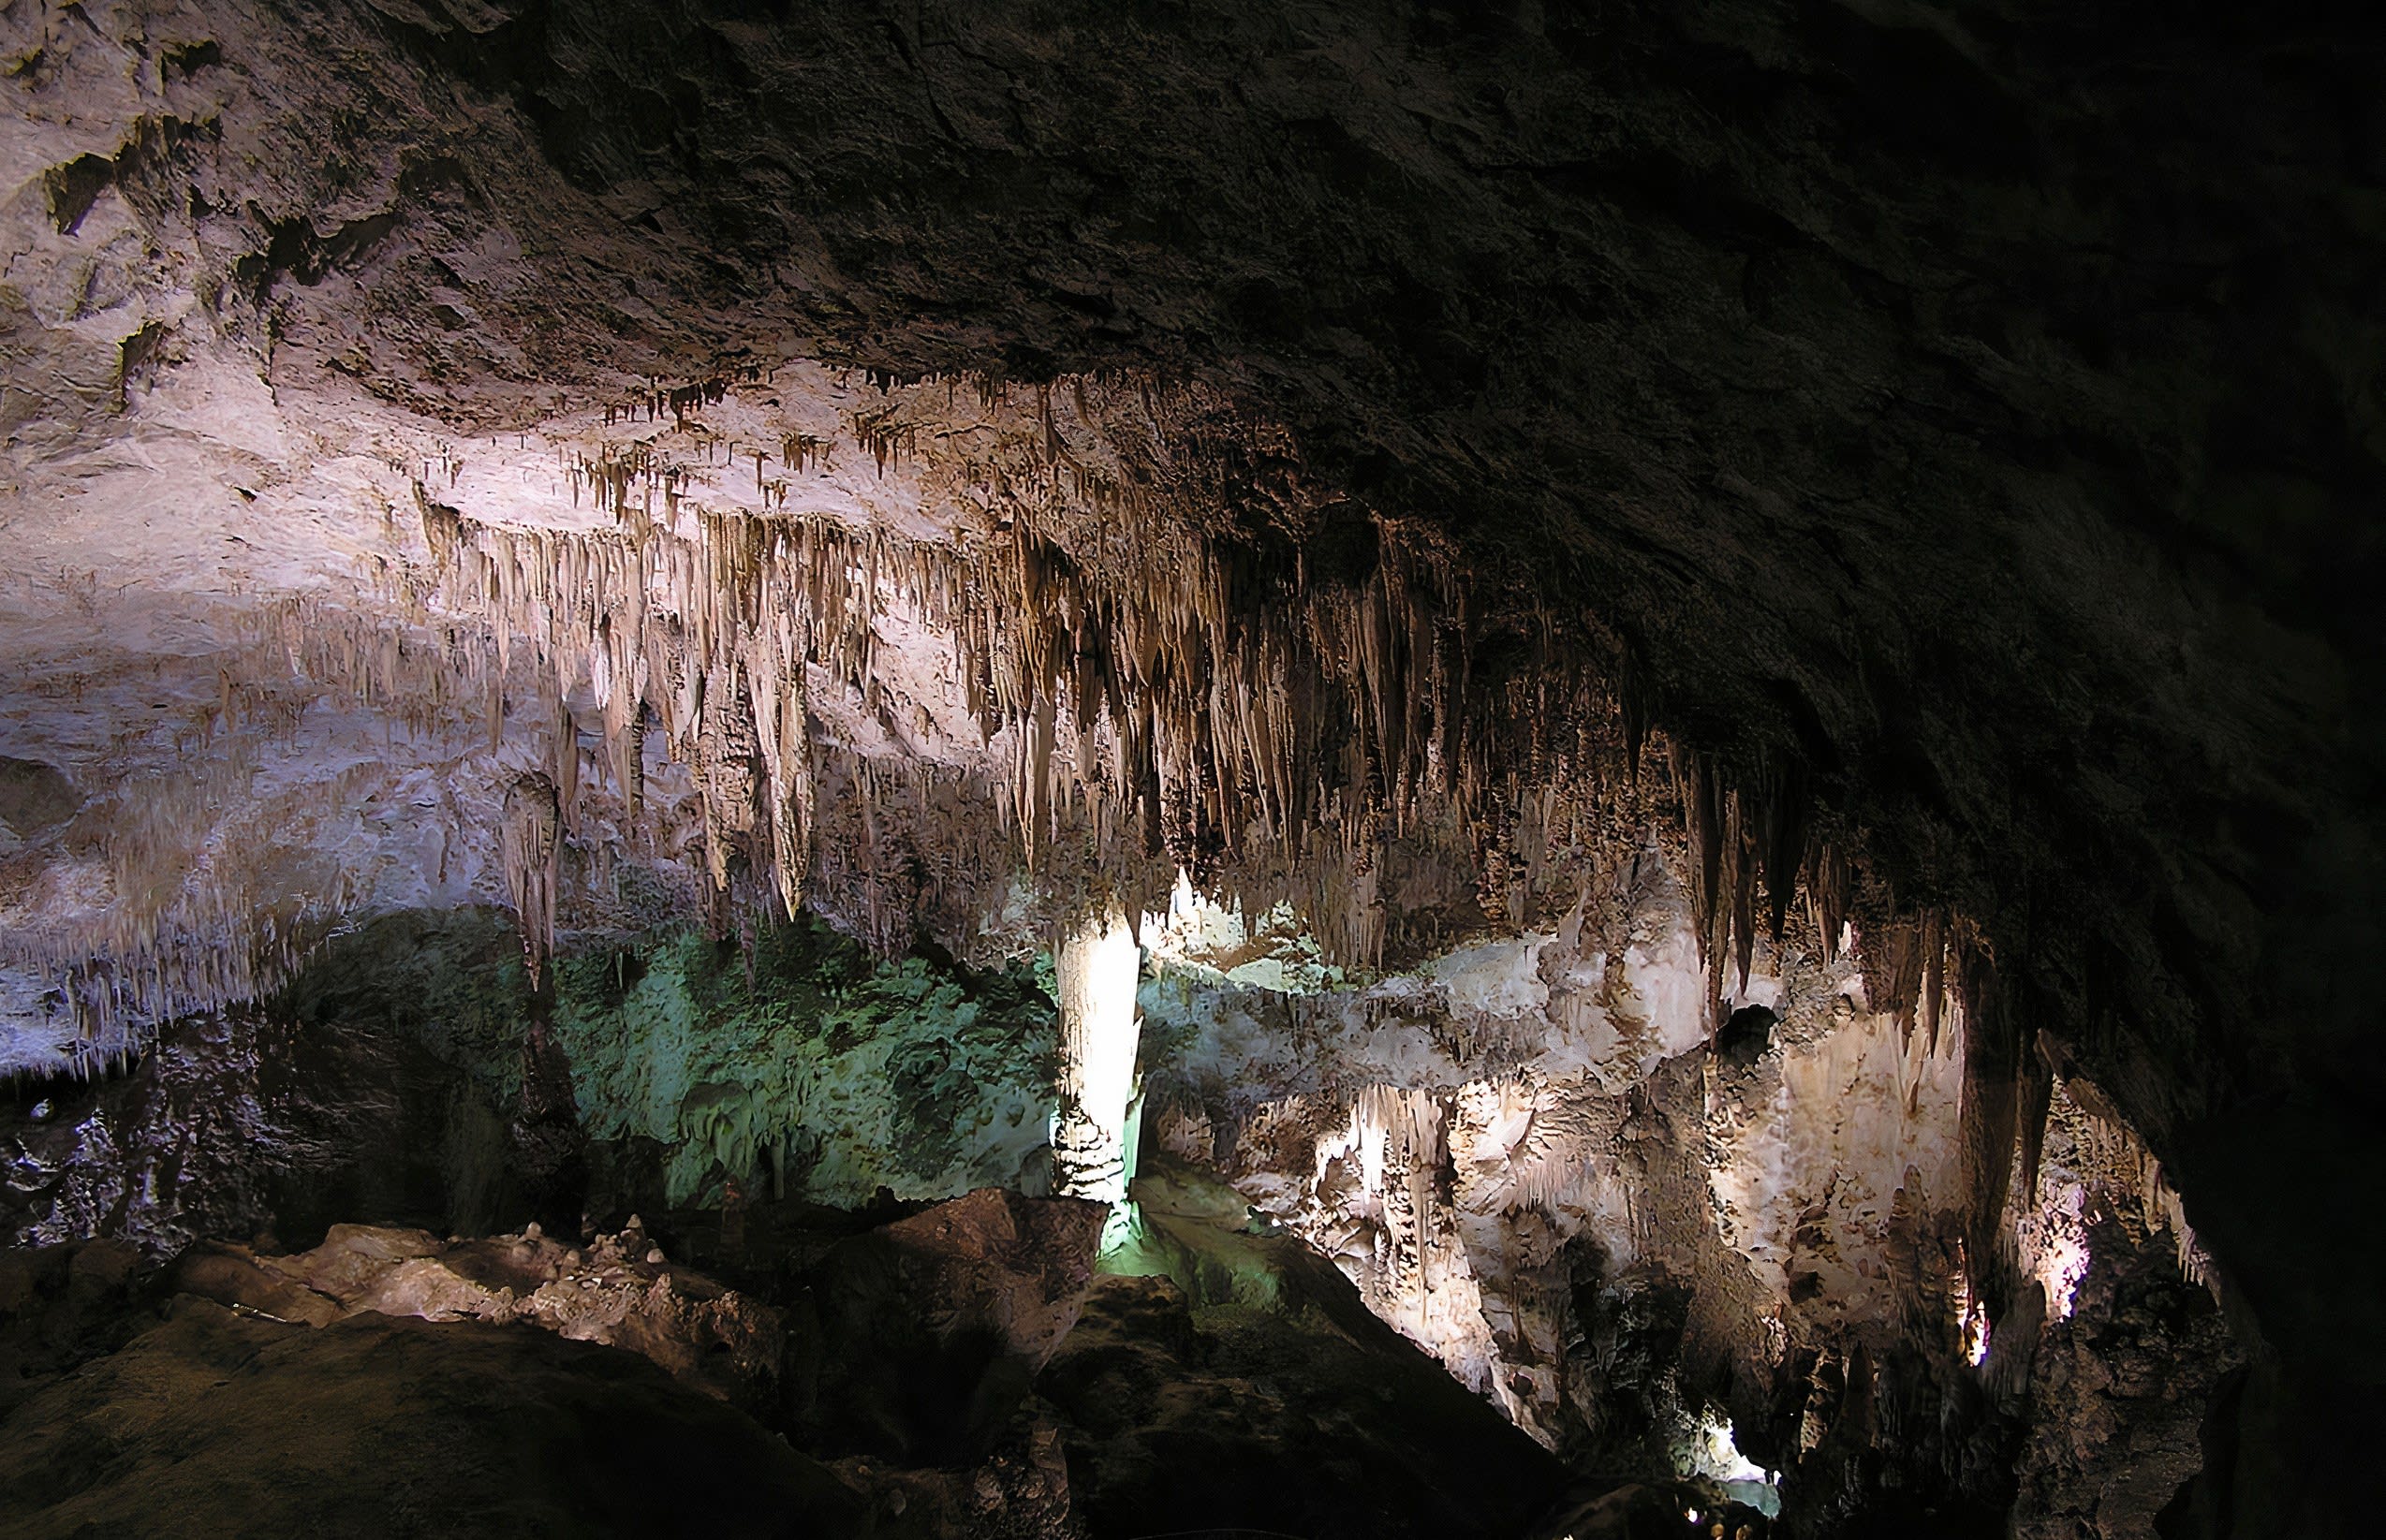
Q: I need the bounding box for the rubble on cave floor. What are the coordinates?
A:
[0,1186,1682,1540]
[0,879,2248,1539]
[169,1218,782,1410]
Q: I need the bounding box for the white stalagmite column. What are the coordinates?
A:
[1052,909,1142,1204]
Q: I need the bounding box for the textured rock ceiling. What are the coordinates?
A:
[3,0,2382,1524]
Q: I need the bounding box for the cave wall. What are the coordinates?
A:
[1134,818,2231,1532]
[0,837,2257,1535]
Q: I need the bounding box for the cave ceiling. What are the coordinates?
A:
[2,0,2382,1493]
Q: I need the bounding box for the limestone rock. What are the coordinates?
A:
[169,1221,782,1409]
[1039,1270,1569,1540]
[0,1298,860,1540]
[787,1188,1107,1464]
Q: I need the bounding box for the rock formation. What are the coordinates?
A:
[3,1,2378,1534]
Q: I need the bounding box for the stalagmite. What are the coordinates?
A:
[1051,909,1143,1206]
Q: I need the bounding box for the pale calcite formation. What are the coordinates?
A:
[1140,836,2213,1470]
[170,1219,783,1404]
[2008,1078,2213,1323]
[2,4,1864,1119]
[1052,911,1142,1204]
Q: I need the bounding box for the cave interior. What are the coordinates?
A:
[2,3,2380,1538]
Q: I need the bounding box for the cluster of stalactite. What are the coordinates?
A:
[2001,1076,2213,1315]
[0,874,355,1068]
[0,653,386,1057]
[1665,740,1859,1013]
[0,367,1890,1054]
[11,367,2048,1107]
[1162,946,2214,1482]
[1657,726,2091,1330]
[393,369,1701,975]
[1657,726,2178,1371]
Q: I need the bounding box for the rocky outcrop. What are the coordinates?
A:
[1138,846,2238,1531]
[0,1002,523,1255]
[0,1298,862,1540]
[2006,1223,2243,1539]
[169,1218,783,1409]
[787,1188,1107,1466]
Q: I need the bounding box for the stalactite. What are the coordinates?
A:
[1671,740,1846,1024]
[16,364,1981,1077]
[396,391,1598,963]
[1953,937,2019,1313]
[500,771,562,988]
[2008,1074,2217,1318]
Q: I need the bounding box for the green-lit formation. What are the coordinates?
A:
[279,908,1061,1210]
[552,920,1059,1208]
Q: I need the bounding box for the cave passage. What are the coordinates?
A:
[3,4,2379,1538]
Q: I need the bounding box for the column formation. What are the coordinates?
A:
[1051,909,1142,1204]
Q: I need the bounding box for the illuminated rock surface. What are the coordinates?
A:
[170,1218,786,1408]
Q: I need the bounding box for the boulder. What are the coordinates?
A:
[787,1189,1107,1464]
[168,1220,781,1409]
[0,1298,861,1540]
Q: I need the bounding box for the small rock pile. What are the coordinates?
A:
[170,1217,781,1406]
